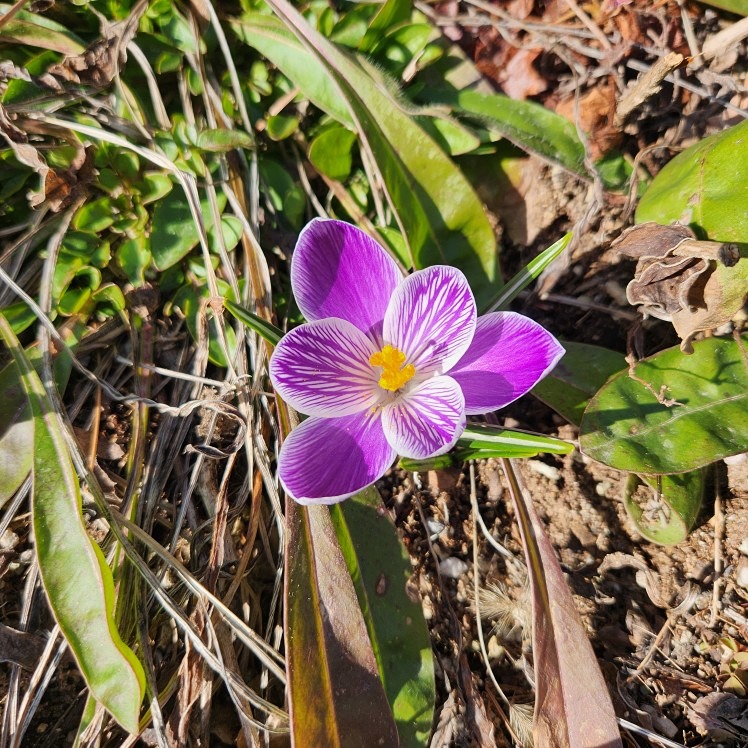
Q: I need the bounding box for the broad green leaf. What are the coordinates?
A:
[150,187,226,270]
[533,341,627,426]
[73,197,116,233]
[332,488,434,748]
[137,172,173,204]
[224,299,283,346]
[285,499,399,747]
[116,236,151,287]
[437,89,587,177]
[308,125,357,180]
[580,335,748,474]
[636,119,748,243]
[501,459,622,747]
[235,6,500,304]
[0,316,144,733]
[624,471,705,545]
[0,4,84,54]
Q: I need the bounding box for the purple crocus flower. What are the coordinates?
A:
[270,219,564,505]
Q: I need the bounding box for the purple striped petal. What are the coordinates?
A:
[381,376,465,459]
[449,312,565,415]
[278,412,396,505]
[384,266,476,377]
[269,318,379,417]
[291,218,402,340]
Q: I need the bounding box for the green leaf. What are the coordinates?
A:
[0,358,34,509]
[150,186,225,270]
[116,236,152,287]
[440,89,588,177]
[73,197,116,233]
[580,335,748,474]
[694,0,747,14]
[308,125,357,180]
[195,128,254,152]
[332,488,435,747]
[400,427,573,471]
[483,232,572,312]
[236,6,500,304]
[636,118,748,244]
[224,299,283,346]
[0,316,144,733]
[623,471,704,546]
[137,172,173,204]
[285,501,399,747]
[0,4,84,54]
[231,15,353,125]
[266,114,299,141]
[533,341,627,426]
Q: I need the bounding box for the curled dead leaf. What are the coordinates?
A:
[613,222,747,352]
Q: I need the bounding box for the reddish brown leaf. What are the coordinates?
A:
[501,460,622,748]
[285,499,399,748]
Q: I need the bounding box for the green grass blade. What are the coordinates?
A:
[483,232,572,313]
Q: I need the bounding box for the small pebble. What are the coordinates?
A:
[736,559,748,589]
[438,557,469,579]
[526,459,560,481]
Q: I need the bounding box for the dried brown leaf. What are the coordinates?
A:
[47,0,148,87]
[613,222,747,351]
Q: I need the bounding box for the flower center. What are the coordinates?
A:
[369,344,415,392]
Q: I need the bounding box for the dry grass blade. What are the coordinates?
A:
[500,459,622,748]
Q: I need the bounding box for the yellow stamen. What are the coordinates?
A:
[369,344,415,392]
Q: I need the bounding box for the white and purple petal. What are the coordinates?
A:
[384,266,476,377]
[449,312,565,415]
[278,411,396,505]
[269,318,379,417]
[381,376,465,460]
[291,218,402,340]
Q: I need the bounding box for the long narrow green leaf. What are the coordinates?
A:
[234,5,500,305]
[437,89,588,177]
[332,487,435,748]
[0,316,145,734]
[400,427,572,470]
[224,298,283,346]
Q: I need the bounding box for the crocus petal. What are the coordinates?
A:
[278,411,396,505]
[381,376,465,460]
[269,318,379,417]
[291,218,402,340]
[384,265,476,376]
[449,312,565,415]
